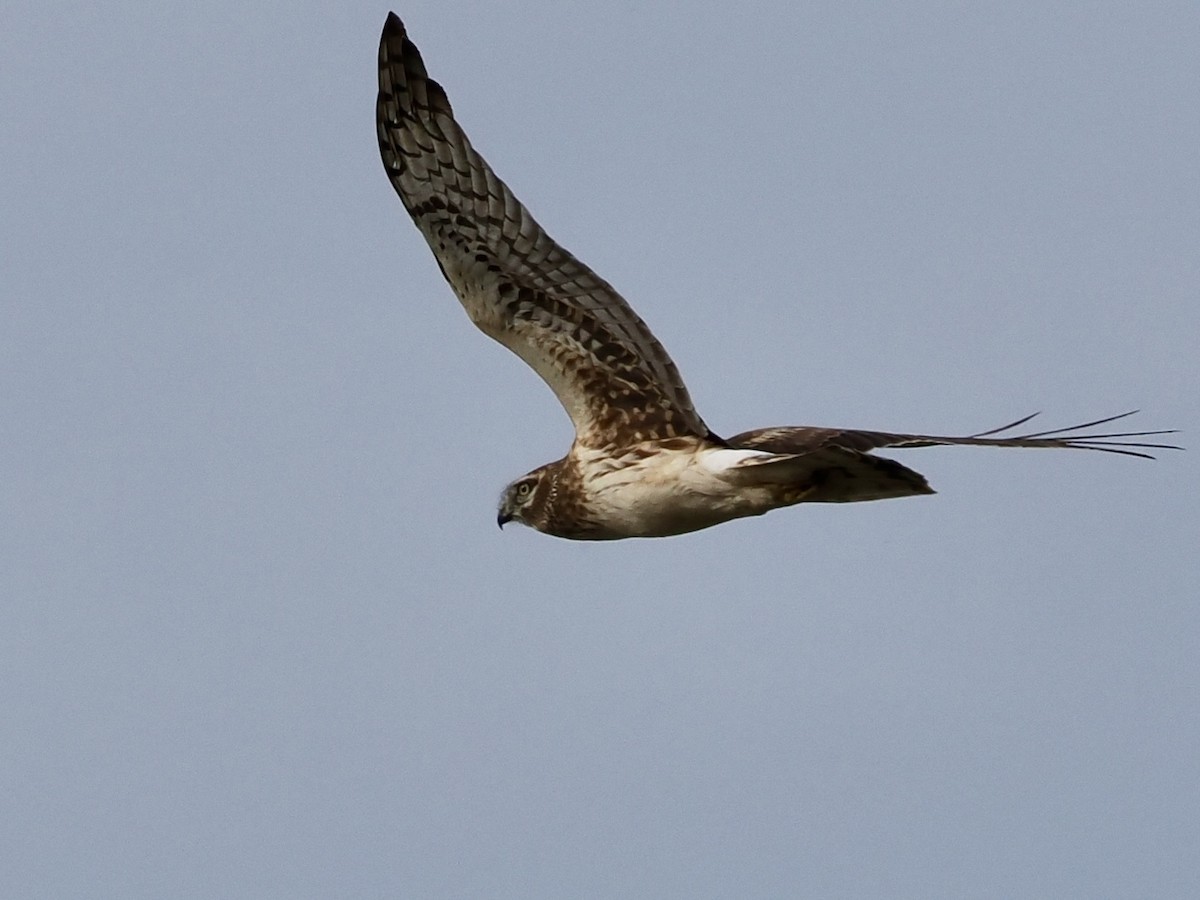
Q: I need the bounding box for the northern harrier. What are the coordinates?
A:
[376,13,1177,540]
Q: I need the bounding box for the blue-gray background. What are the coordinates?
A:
[3,2,1196,897]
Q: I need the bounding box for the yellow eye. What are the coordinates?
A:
[517,482,533,498]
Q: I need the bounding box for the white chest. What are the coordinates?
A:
[574,445,779,538]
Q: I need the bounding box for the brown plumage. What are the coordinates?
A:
[377,14,709,451]
[376,13,1179,540]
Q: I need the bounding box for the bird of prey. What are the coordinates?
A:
[375,13,1177,540]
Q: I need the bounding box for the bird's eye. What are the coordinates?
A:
[517,482,533,498]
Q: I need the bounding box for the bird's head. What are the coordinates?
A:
[496,465,553,531]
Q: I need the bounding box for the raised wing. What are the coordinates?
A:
[728,411,1182,460]
[376,13,709,448]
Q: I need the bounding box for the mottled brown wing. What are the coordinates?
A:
[376,13,709,449]
[728,412,1181,460]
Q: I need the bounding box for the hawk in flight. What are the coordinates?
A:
[376,13,1176,540]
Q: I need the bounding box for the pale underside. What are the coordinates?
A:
[376,13,1178,540]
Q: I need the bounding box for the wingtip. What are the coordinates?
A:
[383,11,404,35]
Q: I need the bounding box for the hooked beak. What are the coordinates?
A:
[497,511,512,530]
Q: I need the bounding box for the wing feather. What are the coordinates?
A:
[376,13,708,448]
[728,411,1182,460]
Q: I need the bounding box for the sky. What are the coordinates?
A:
[2,2,1197,897]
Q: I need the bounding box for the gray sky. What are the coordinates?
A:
[3,2,1197,897]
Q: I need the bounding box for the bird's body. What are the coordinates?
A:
[516,441,803,541]
[376,13,1176,541]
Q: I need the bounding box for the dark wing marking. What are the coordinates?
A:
[728,411,1182,460]
[376,13,709,448]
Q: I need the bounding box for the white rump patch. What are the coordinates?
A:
[698,447,782,475]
